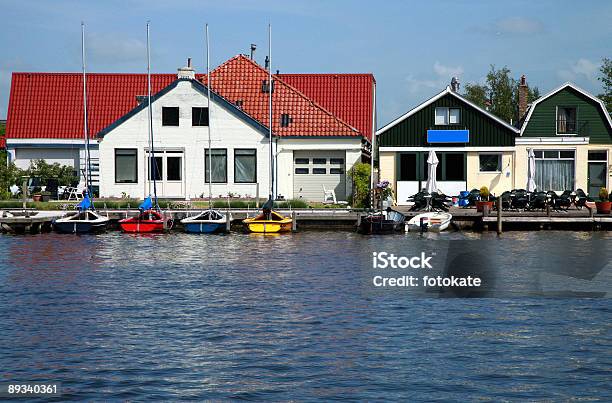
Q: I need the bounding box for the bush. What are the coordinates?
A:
[27,159,78,186]
[348,163,371,208]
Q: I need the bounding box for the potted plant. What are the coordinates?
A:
[31,186,43,202]
[476,186,494,212]
[595,187,611,214]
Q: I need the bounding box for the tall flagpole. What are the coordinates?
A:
[268,24,273,201]
[206,24,212,210]
[81,22,93,207]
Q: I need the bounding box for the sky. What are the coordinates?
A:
[0,0,610,126]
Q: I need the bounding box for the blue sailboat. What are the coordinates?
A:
[54,23,109,234]
[181,24,227,234]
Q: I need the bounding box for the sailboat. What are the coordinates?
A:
[119,22,165,233]
[243,24,293,234]
[53,23,110,234]
[181,24,227,234]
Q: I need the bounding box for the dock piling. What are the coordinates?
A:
[496,197,502,235]
[292,211,297,231]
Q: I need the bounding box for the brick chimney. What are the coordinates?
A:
[177,58,195,80]
[518,74,528,123]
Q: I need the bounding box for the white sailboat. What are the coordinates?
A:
[182,24,228,233]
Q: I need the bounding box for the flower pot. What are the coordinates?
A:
[32,194,42,202]
[476,201,494,213]
[41,194,50,202]
[595,201,611,214]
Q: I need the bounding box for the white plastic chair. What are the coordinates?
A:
[323,185,348,206]
[66,183,85,201]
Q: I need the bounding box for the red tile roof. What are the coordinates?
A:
[279,73,374,140]
[5,55,372,141]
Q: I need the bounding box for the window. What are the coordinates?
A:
[444,153,465,181]
[399,153,417,181]
[479,154,501,172]
[280,114,292,127]
[313,158,327,165]
[162,107,179,126]
[330,168,344,174]
[295,158,309,164]
[557,107,577,134]
[295,168,309,174]
[435,107,460,125]
[261,79,274,93]
[115,149,137,183]
[148,156,163,181]
[588,150,607,161]
[235,100,244,108]
[534,150,575,191]
[435,107,448,125]
[167,156,182,181]
[313,168,327,174]
[234,149,257,183]
[449,108,460,124]
[330,158,344,165]
[192,107,209,126]
[205,149,227,183]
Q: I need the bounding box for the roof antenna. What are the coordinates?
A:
[250,43,256,60]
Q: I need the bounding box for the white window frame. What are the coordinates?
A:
[555,106,578,136]
[532,148,577,192]
[435,107,460,125]
[478,153,502,173]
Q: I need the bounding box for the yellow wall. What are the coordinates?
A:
[466,151,515,195]
[515,144,612,192]
[379,151,396,198]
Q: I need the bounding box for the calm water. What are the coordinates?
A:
[0,230,611,401]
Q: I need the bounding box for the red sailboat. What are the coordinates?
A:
[119,22,166,234]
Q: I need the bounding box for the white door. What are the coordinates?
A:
[146,149,185,198]
[293,151,346,201]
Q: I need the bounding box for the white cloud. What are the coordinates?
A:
[405,62,463,94]
[88,33,147,67]
[558,58,600,84]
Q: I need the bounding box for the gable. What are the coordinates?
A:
[97,78,269,139]
[521,85,612,143]
[378,91,517,147]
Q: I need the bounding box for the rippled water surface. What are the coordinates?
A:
[1,231,611,401]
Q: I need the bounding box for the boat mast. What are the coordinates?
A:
[268,24,273,201]
[206,24,213,211]
[81,22,93,208]
[146,21,159,210]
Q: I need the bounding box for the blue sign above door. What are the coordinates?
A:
[427,129,469,143]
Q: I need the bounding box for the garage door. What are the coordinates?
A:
[293,151,346,201]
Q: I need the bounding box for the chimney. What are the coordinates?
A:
[177,57,195,79]
[264,56,270,70]
[250,44,257,60]
[518,74,528,122]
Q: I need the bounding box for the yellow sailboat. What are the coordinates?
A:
[243,24,293,234]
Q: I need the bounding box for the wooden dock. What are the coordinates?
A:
[0,210,68,234]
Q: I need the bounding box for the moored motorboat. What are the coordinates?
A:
[181,209,227,234]
[359,209,405,234]
[406,212,452,232]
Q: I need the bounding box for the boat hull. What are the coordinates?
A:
[406,212,452,232]
[359,210,405,235]
[184,222,225,234]
[53,220,108,234]
[119,210,165,233]
[243,220,292,233]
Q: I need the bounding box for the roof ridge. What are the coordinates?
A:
[227,55,361,135]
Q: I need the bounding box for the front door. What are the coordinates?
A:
[587,151,608,197]
[146,149,185,198]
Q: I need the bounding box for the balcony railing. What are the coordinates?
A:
[556,119,590,136]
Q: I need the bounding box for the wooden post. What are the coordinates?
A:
[356,213,362,229]
[226,212,232,232]
[21,177,27,211]
[256,183,260,208]
[546,203,551,217]
[292,211,297,232]
[496,197,502,235]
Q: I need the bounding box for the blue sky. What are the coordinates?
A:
[1,0,610,125]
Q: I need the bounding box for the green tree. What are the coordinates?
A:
[598,57,612,113]
[0,155,25,200]
[348,162,371,208]
[463,65,540,124]
[26,159,78,186]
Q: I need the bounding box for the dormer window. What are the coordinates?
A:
[557,107,577,134]
[235,99,244,108]
[280,113,292,127]
[434,107,460,125]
